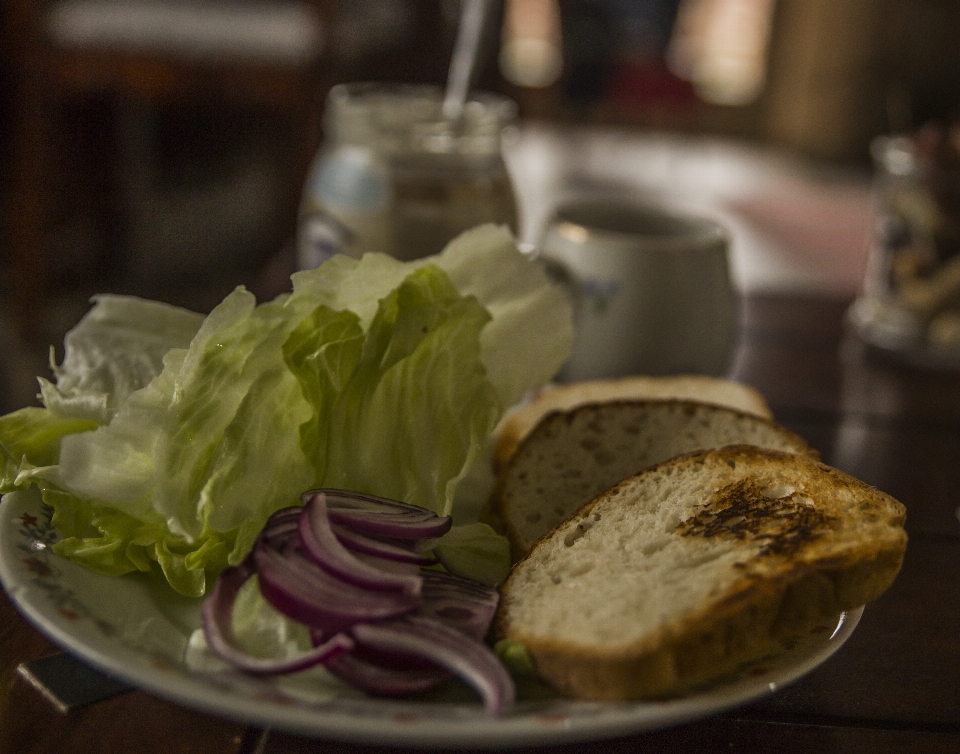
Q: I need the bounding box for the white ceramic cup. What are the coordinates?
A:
[539,200,737,380]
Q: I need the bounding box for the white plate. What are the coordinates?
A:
[0,488,861,748]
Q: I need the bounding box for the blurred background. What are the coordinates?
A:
[1,0,959,409]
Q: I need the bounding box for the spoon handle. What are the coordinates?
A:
[443,0,493,120]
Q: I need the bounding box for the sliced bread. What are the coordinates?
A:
[495,445,907,700]
[494,375,773,468]
[491,399,816,559]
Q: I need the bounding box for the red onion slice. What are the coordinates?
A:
[254,532,420,634]
[298,492,422,595]
[313,626,439,675]
[202,493,515,715]
[201,559,354,674]
[418,570,499,641]
[352,551,422,576]
[307,488,427,514]
[329,510,452,539]
[333,524,438,565]
[262,506,302,536]
[324,651,452,696]
[304,489,453,539]
[349,616,515,716]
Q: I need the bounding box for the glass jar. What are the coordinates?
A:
[297,82,519,267]
[849,131,960,368]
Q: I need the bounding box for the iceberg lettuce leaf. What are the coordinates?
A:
[434,225,574,409]
[43,294,205,423]
[285,264,501,515]
[0,408,99,491]
[57,348,186,512]
[150,289,316,540]
[0,225,572,595]
[288,224,575,409]
[430,522,512,587]
[280,306,365,482]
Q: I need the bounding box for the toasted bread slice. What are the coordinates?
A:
[492,399,816,559]
[496,446,907,700]
[494,376,773,468]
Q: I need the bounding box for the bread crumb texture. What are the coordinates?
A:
[496,446,907,701]
[494,400,816,559]
[493,375,773,466]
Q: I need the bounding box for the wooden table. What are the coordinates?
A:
[3,292,959,753]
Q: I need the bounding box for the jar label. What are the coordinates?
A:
[313,146,389,212]
[297,210,355,270]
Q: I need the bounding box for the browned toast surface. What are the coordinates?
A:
[496,446,907,700]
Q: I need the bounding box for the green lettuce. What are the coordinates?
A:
[0,225,573,596]
[431,522,512,588]
[0,408,100,490]
[284,265,501,512]
[40,294,205,424]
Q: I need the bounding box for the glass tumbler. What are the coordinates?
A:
[849,131,960,367]
[297,82,518,267]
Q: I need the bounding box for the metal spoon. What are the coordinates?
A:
[442,0,494,121]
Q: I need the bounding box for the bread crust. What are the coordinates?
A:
[491,400,818,560]
[494,376,773,468]
[495,446,907,700]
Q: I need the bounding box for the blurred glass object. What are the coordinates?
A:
[554,0,694,113]
[499,0,563,88]
[297,83,518,267]
[667,0,775,106]
[849,124,960,369]
[47,0,325,63]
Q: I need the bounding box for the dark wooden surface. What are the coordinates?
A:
[3,292,960,753]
